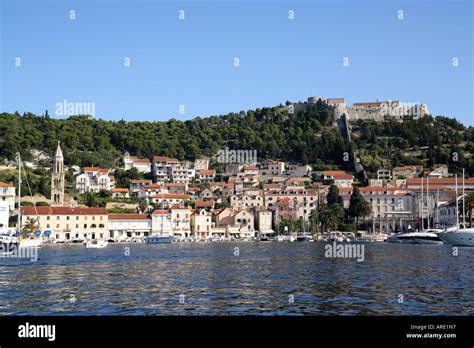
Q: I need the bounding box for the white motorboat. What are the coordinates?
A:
[18,237,43,248]
[386,230,444,244]
[85,240,108,248]
[436,228,474,247]
[434,171,474,246]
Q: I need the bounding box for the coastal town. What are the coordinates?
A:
[1,139,472,244]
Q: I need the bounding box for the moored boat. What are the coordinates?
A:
[85,240,108,248]
[144,235,173,244]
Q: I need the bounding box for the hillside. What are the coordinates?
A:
[0,100,473,177]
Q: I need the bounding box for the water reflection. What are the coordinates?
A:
[0,243,472,315]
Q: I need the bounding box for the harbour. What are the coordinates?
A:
[0,242,472,315]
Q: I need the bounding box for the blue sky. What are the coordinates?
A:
[1,0,473,125]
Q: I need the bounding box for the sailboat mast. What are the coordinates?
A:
[16,153,21,233]
[455,174,459,228]
[462,168,466,228]
[421,177,424,230]
[436,189,440,227]
[427,176,430,229]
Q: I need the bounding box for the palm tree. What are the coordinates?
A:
[22,217,39,238]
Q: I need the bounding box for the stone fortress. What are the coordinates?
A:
[288,96,430,123]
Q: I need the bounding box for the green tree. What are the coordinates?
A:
[347,186,372,226]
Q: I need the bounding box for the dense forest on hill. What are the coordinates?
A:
[0,100,473,176]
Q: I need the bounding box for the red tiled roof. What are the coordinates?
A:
[153,156,179,162]
[244,166,258,170]
[21,206,106,215]
[199,170,215,175]
[195,200,215,207]
[151,209,171,215]
[112,188,129,192]
[165,183,187,187]
[83,167,102,172]
[134,158,150,164]
[130,179,152,183]
[108,214,149,220]
[322,170,348,175]
[0,181,13,187]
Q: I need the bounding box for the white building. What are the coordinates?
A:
[191,208,212,239]
[198,169,216,183]
[260,160,285,176]
[194,157,209,171]
[108,213,152,240]
[76,167,115,193]
[0,182,15,211]
[151,209,173,236]
[171,205,192,238]
[124,155,151,173]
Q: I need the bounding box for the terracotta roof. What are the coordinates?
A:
[108,214,149,220]
[332,174,354,180]
[0,181,13,187]
[151,209,171,215]
[21,206,107,215]
[108,175,115,180]
[322,170,348,175]
[195,200,215,207]
[199,170,215,175]
[83,167,103,172]
[165,183,187,187]
[153,156,179,162]
[244,166,258,171]
[112,188,129,192]
[134,158,150,164]
[130,179,153,183]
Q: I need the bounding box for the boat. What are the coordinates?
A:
[296,234,313,242]
[144,235,173,244]
[434,170,474,247]
[436,228,474,246]
[386,230,444,244]
[15,153,43,248]
[18,237,43,248]
[85,240,108,248]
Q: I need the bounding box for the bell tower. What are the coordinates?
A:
[51,141,65,206]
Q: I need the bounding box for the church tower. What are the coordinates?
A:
[51,141,65,206]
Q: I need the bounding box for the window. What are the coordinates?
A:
[56,216,60,220]
[84,224,87,228]
[47,216,50,220]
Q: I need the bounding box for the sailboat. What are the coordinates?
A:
[436,170,474,246]
[16,153,43,248]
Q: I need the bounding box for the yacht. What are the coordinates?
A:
[434,170,474,247]
[386,230,444,244]
[435,228,474,247]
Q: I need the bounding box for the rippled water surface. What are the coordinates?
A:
[0,243,472,315]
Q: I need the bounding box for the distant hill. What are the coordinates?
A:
[0,100,473,176]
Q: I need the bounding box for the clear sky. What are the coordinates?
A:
[1,0,473,125]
